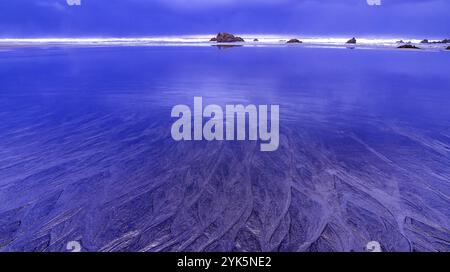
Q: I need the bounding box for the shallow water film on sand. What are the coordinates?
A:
[0,46,449,252]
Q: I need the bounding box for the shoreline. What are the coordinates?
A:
[0,35,449,51]
[0,43,449,52]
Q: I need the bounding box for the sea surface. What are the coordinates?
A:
[0,45,449,252]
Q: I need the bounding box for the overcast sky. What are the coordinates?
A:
[0,0,449,38]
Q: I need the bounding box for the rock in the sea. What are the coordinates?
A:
[432,39,450,44]
[396,40,404,44]
[210,33,245,43]
[420,39,429,44]
[346,37,357,44]
[446,46,450,50]
[253,39,259,42]
[287,39,302,44]
[398,44,421,49]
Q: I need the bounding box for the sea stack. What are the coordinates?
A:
[346,37,357,44]
[286,39,302,44]
[398,44,420,49]
[439,39,450,44]
[210,33,245,43]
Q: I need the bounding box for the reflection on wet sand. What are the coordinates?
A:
[0,46,449,252]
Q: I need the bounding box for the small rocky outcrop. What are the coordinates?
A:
[253,39,259,42]
[446,46,450,50]
[286,39,302,44]
[420,39,429,44]
[397,40,415,44]
[431,39,450,44]
[346,37,357,44]
[210,33,245,43]
[398,44,420,49]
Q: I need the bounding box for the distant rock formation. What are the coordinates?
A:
[417,39,450,44]
[210,33,245,43]
[430,39,450,44]
[286,39,302,44]
[396,40,404,44]
[346,37,357,44]
[253,39,259,42]
[398,44,420,49]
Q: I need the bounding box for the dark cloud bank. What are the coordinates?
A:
[0,0,449,37]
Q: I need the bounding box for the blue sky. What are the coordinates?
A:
[0,0,449,38]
